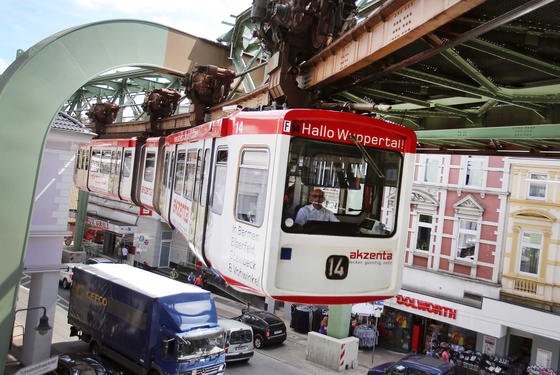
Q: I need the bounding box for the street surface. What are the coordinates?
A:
[13,273,403,374]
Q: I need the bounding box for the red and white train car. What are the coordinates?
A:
[74,137,144,205]
[75,109,416,304]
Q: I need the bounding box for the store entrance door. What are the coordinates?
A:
[508,335,532,368]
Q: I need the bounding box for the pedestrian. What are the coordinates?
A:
[194,274,203,287]
[170,267,179,280]
[319,316,328,335]
[242,302,250,314]
[441,349,450,362]
[120,244,128,263]
[187,272,195,284]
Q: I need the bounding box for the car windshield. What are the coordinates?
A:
[282,138,403,237]
[176,330,224,360]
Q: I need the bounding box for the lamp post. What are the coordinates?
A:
[10,306,52,349]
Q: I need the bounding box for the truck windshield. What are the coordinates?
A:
[176,329,224,361]
[281,138,403,237]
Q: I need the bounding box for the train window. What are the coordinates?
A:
[210,148,228,215]
[144,152,156,182]
[235,148,269,226]
[174,150,186,194]
[90,150,101,173]
[122,151,132,178]
[162,152,170,187]
[84,150,89,171]
[111,151,119,174]
[184,150,198,200]
[281,138,402,237]
[193,150,203,202]
[115,151,121,175]
[101,150,112,174]
[200,149,210,207]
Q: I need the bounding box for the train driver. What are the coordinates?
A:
[294,188,339,226]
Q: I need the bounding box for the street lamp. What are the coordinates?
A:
[15,306,52,336]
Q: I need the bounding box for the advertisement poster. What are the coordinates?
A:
[482,335,496,355]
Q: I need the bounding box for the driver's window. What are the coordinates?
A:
[281,138,402,237]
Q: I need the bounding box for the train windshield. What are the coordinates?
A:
[281,138,403,237]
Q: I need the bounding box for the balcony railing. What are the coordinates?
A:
[513,278,538,294]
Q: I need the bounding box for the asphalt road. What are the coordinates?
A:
[19,275,322,375]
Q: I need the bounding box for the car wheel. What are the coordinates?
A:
[62,279,70,289]
[253,335,264,349]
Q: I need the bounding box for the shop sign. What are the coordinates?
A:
[395,294,457,319]
[86,217,109,230]
[86,216,136,235]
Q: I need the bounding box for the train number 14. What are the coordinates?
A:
[325,255,349,280]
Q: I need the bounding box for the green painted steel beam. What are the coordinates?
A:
[0,19,196,369]
[395,68,544,113]
[416,123,560,140]
[463,38,560,79]
[440,48,498,93]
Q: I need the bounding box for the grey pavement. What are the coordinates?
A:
[7,286,405,375]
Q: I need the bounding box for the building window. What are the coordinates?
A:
[527,173,547,200]
[464,156,485,187]
[236,149,269,226]
[519,231,542,275]
[415,214,433,251]
[423,156,441,183]
[456,219,478,260]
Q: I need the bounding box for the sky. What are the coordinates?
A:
[0,0,252,74]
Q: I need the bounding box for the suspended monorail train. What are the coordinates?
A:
[74,109,416,304]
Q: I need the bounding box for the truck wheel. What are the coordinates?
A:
[89,341,99,355]
[62,279,70,289]
[253,335,264,349]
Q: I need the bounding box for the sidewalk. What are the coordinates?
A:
[7,285,405,375]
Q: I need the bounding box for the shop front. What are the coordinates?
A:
[379,291,560,375]
[85,215,136,260]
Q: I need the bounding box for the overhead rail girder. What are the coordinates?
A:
[298,0,486,89]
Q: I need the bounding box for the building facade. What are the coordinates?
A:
[377,154,560,374]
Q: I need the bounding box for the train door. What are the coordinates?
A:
[119,148,135,202]
[193,141,212,254]
[158,148,175,224]
[109,148,122,197]
[205,138,275,295]
[139,140,158,211]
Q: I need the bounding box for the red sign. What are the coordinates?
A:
[139,207,152,216]
[395,294,457,319]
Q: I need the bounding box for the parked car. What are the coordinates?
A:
[50,352,123,374]
[85,257,115,265]
[59,263,81,289]
[232,310,287,349]
[219,318,254,362]
[368,355,455,375]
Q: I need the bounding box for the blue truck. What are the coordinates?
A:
[68,264,225,375]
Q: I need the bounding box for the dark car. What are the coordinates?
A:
[50,352,122,374]
[232,311,287,349]
[85,257,115,265]
[368,355,455,375]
